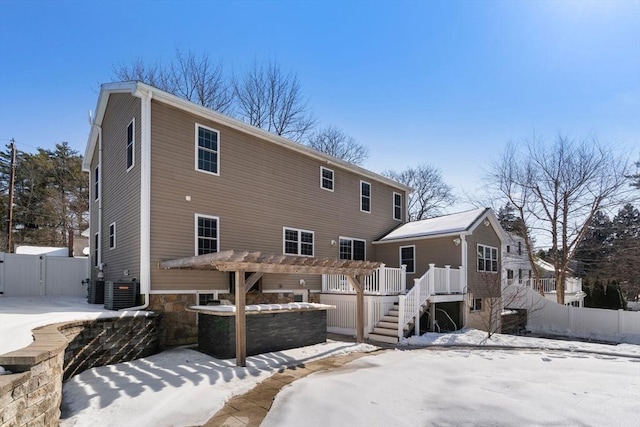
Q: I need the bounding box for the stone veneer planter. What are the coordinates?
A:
[0,313,158,427]
[192,303,334,359]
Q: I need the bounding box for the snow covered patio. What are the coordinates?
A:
[1,297,639,426]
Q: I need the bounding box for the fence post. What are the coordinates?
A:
[367,297,374,334]
[379,264,386,295]
[414,281,420,337]
[400,264,407,293]
[398,295,405,340]
[444,265,451,294]
[322,275,326,292]
[40,255,46,296]
[428,264,435,294]
[618,309,624,335]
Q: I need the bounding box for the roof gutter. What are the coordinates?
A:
[373,230,471,245]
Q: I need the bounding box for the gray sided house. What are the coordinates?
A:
[83,81,411,346]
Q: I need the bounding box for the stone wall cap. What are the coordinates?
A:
[189,302,336,316]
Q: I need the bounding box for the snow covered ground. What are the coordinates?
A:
[2,297,639,426]
[0,296,147,355]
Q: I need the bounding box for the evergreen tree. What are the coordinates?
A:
[497,203,526,237]
[574,210,614,277]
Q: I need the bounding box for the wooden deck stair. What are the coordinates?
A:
[367,300,430,344]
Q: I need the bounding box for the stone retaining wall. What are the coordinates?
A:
[0,314,158,427]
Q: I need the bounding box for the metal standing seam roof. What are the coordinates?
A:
[376,208,490,242]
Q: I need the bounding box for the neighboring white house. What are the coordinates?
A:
[15,246,69,257]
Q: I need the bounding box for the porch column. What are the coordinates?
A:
[346,275,365,343]
[235,270,246,367]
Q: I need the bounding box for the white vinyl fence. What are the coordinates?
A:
[320,293,398,337]
[507,286,640,343]
[0,253,90,297]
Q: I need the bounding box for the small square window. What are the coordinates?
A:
[321,167,334,191]
[283,228,314,257]
[471,298,482,312]
[339,237,366,261]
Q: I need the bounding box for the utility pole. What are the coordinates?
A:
[7,139,16,253]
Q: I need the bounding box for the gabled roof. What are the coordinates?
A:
[83,81,411,193]
[375,207,507,243]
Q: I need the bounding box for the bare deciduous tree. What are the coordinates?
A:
[306,126,368,165]
[232,60,315,141]
[383,165,455,220]
[487,135,631,304]
[113,49,233,113]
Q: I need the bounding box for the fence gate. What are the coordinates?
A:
[0,253,89,297]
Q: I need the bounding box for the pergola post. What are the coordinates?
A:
[235,270,246,367]
[346,275,365,343]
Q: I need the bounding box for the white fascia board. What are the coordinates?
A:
[372,230,470,245]
[82,82,141,171]
[467,208,509,243]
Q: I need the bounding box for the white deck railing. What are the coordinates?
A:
[322,264,406,295]
[397,264,464,339]
[517,277,583,294]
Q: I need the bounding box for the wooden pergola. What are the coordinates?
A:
[160,250,381,366]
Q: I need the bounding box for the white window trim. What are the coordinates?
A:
[470,298,483,312]
[320,166,334,192]
[126,118,135,172]
[338,236,367,260]
[194,123,221,176]
[393,192,402,221]
[283,227,315,257]
[195,214,220,256]
[94,166,99,201]
[360,180,371,213]
[108,222,116,250]
[399,244,416,274]
[477,243,499,273]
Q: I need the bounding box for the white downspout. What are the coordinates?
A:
[126,88,152,311]
[90,123,103,270]
[460,234,468,328]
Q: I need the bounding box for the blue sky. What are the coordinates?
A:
[0,0,638,210]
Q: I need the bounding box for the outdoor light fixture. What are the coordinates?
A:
[453,238,461,246]
[484,219,490,227]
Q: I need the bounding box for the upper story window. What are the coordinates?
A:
[506,245,511,253]
[339,237,366,261]
[360,181,371,213]
[393,192,402,221]
[283,227,314,256]
[109,223,116,249]
[320,167,334,191]
[400,245,415,274]
[126,119,135,171]
[196,214,219,255]
[196,124,220,175]
[94,166,99,201]
[477,243,498,273]
[518,241,522,255]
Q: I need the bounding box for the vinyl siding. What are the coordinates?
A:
[375,236,462,284]
[98,93,142,282]
[148,100,406,291]
[466,222,502,298]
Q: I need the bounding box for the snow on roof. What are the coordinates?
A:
[378,208,489,242]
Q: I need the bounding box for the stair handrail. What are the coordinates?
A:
[397,264,436,340]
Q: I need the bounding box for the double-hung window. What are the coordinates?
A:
[339,237,366,261]
[126,119,135,171]
[399,245,415,274]
[477,244,498,272]
[108,223,116,249]
[283,228,314,256]
[196,214,219,255]
[471,298,483,312]
[360,181,371,212]
[393,192,402,221]
[196,124,219,175]
[320,167,334,191]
